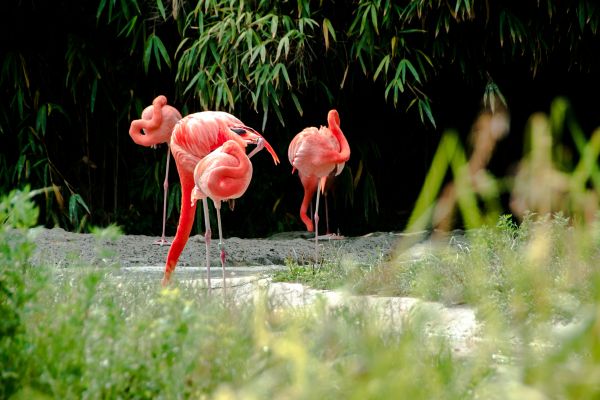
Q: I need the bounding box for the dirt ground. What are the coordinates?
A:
[30,227,401,271]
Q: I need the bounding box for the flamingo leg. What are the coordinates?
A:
[314,187,321,264]
[214,201,227,295]
[202,198,212,294]
[154,146,172,246]
[324,191,330,235]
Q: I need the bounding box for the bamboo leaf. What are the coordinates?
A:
[143,35,154,74]
[403,59,421,83]
[90,78,98,113]
[290,92,303,116]
[373,55,390,81]
[454,0,463,16]
[353,159,363,189]
[370,4,379,35]
[156,0,166,20]
[271,14,278,38]
[152,38,162,71]
[97,0,107,20]
[75,193,91,214]
[323,17,330,50]
[418,99,436,128]
[35,104,47,136]
[276,35,290,60]
[322,17,336,50]
[279,63,291,87]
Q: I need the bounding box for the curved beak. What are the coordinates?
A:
[230,127,280,165]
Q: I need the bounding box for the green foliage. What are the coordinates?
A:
[175,1,317,128]
[3,187,600,398]
[0,187,41,398]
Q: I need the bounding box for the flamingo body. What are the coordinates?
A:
[191,140,253,291]
[191,140,253,204]
[288,110,350,233]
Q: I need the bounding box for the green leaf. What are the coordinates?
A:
[153,38,162,71]
[454,0,463,15]
[401,58,421,83]
[156,0,166,20]
[276,35,290,60]
[373,55,390,81]
[370,4,379,35]
[143,35,153,74]
[90,78,98,113]
[290,92,303,116]
[323,17,336,50]
[271,14,278,38]
[36,104,47,136]
[96,0,107,20]
[279,63,291,87]
[153,35,171,68]
[418,99,436,128]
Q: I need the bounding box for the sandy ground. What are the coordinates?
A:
[30,227,400,271]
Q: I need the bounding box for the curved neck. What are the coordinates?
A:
[328,111,350,163]
[223,144,251,179]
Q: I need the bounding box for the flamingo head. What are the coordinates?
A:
[129,95,182,147]
[327,109,340,129]
[229,126,280,165]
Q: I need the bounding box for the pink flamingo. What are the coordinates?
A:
[288,109,350,261]
[129,96,180,245]
[191,140,252,293]
[129,95,280,285]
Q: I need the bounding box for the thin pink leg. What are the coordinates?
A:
[314,187,321,264]
[324,191,330,235]
[214,201,227,295]
[154,146,172,246]
[202,198,212,294]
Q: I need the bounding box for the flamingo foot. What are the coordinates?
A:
[153,237,172,246]
[218,242,227,295]
[219,244,227,266]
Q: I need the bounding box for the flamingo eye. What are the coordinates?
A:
[230,128,246,135]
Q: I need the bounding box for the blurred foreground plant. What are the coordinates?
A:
[0,187,41,398]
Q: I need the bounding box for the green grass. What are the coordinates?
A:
[3,189,600,399]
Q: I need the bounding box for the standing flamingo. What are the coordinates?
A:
[129,95,180,245]
[191,140,252,293]
[129,95,280,285]
[288,109,350,261]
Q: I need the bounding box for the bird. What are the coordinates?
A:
[288,109,350,261]
[191,140,252,293]
[129,95,181,246]
[129,95,280,286]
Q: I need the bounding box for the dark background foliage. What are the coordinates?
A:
[1,0,599,237]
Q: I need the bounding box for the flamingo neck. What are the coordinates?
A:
[328,115,350,163]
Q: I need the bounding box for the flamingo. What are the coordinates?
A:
[288,109,350,261]
[191,140,252,293]
[129,95,180,245]
[129,95,280,286]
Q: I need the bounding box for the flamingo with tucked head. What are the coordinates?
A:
[129,95,280,286]
[288,109,350,261]
[191,140,252,293]
[129,95,181,245]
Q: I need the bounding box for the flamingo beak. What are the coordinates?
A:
[231,127,280,165]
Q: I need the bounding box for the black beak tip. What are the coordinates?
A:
[230,127,246,135]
